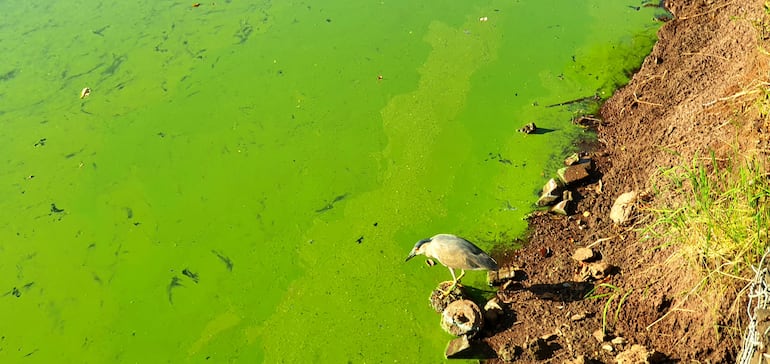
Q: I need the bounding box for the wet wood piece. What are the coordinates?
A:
[545,93,600,108]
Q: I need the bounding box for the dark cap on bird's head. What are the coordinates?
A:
[404,237,432,262]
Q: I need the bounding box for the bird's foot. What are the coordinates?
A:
[440,280,463,298]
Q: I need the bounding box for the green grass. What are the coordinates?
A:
[647,152,770,278]
[585,283,634,335]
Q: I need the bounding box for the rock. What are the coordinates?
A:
[518,122,537,134]
[500,280,523,292]
[536,178,562,206]
[588,262,615,280]
[615,344,666,364]
[483,298,504,325]
[564,152,580,166]
[570,313,586,322]
[577,262,616,281]
[602,344,614,352]
[611,336,628,345]
[572,247,596,262]
[488,266,525,286]
[440,299,483,337]
[550,199,569,215]
[610,191,638,225]
[592,329,608,343]
[557,160,593,185]
[445,336,471,358]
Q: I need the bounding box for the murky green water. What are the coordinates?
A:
[0,1,662,362]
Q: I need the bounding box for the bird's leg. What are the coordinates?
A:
[456,269,466,282]
[441,268,465,297]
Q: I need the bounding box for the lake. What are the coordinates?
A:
[0,0,662,362]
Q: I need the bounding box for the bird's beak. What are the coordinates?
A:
[405,250,416,262]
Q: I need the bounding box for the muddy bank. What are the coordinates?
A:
[479,0,770,362]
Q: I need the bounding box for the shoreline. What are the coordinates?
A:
[481,0,770,362]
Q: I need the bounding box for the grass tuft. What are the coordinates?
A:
[642,149,770,334]
[647,152,769,278]
[585,283,634,335]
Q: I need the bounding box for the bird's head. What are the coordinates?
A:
[404,238,432,262]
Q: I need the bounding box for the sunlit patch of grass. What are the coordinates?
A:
[643,150,770,331]
[585,283,634,335]
[648,152,769,277]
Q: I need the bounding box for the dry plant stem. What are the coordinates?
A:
[704,88,763,107]
[633,92,664,107]
[587,237,615,249]
[677,0,735,21]
[682,52,730,61]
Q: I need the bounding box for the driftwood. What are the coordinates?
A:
[545,93,600,108]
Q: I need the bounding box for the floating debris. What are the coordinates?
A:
[50,203,64,214]
[518,122,537,134]
[80,87,91,99]
[182,268,199,283]
[211,250,234,271]
[167,276,183,304]
[315,193,348,213]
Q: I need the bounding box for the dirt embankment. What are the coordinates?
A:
[481,0,770,362]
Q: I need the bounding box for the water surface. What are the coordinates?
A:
[0,1,662,362]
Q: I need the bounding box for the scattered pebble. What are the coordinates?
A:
[592,329,608,343]
[572,247,596,262]
[570,313,586,322]
[610,191,638,225]
[611,336,628,345]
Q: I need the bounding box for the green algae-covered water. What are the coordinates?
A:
[0,1,663,362]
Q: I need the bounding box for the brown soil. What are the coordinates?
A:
[480,1,770,363]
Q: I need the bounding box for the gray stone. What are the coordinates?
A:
[564,153,581,166]
[610,191,638,225]
[557,160,594,185]
[536,178,562,206]
[445,336,472,358]
[550,199,569,215]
